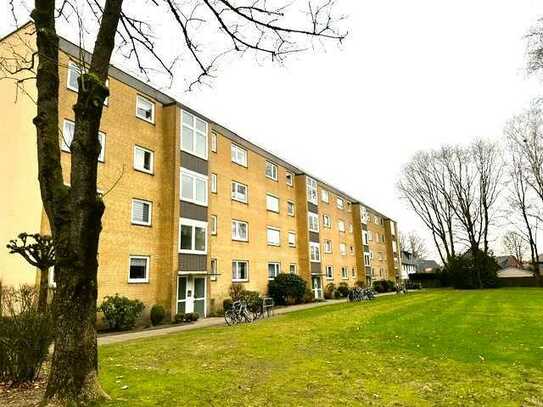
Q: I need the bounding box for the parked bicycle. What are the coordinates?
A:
[224,300,253,325]
[347,287,376,302]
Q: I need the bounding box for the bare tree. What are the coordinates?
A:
[2,1,346,404]
[502,231,527,265]
[6,233,55,312]
[399,231,427,259]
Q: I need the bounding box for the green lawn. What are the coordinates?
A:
[98,289,543,406]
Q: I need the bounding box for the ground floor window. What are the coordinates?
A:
[268,262,280,280]
[232,260,249,282]
[129,256,149,283]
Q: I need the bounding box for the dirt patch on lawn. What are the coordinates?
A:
[0,364,48,407]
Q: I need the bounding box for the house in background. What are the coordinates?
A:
[416,259,440,273]
[495,255,522,270]
[498,267,537,287]
[401,250,417,275]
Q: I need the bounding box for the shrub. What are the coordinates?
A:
[239,290,263,314]
[174,313,185,324]
[337,282,350,298]
[372,280,386,293]
[98,294,144,331]
[303,288,315,303]
[183,312,200,322]
[229,283,245,301]
[223,298,234,312]
[268,273,307,305]
[324,283,336,299]
[387,280,396,292]
[150,304,166,326]
[0,285,53,383]
[447,251,499,289]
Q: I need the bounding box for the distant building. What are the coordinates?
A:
[495,255,522,270]
[401,250,417,275]
[416,259,440,273]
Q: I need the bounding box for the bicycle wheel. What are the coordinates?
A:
[224,310,237,326]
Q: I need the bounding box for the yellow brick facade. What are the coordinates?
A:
[1,24,402,319]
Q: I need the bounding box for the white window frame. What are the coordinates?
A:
[268,262,280,280]
[288,231,296,247]
[266,193,280,213]
[61,119,105,162]
[128,255,150,283]
[309,242,321,263]
[306,176,318,205]
[364,252,371,266]
[267,226,281,246]
[136,95,155,124]
[286,172,294,186]
[368,231,373,241]
[231,181,248,203]
[341,267,348,280]
[324,239,332,253]
[350,245,355,256]
[289,263,297,274]
[287,201,295,217]
[360,206,369,224]
[232,220,249,242]
[67,62,81,92]
[321,189,329,204]
[352,268,356,278]
[231,144,248,167]
[179,218,208,254]
[340,243,347,256]
[211,173,218,194]
[180,168,208,206]
[211,132,217,153]
[131,199,152,226]
[181,110,208,160]
[308,212,320,233]
[97,132,106,163]
[326,265,333,280]
[265,161,278,181]
[210,258,218,281]
[337,197,344,210]
[211,215,217,235]
[363,230,369,245]
[133,145,154,174]
[338,220,346,233]
[323,214,331,228]
[232,260,249,282]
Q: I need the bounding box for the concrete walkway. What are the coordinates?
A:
[98,292,402,345]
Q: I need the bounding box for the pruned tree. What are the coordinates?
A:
[399,230,427,259]
[2,0,346,404]
[6,233,55,312]
[502,231,527,266]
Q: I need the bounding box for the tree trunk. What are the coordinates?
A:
[38,267,49,312]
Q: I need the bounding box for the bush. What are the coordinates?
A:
[387,280,396,292]
[324,283,336,299]
[174,313,185,324]
[372,280,386,293]
[337,282,350,298]
[223,298,234,312]
[98,294,144,331]
[239,290,263,314]
[184,312,200,322]
[0,285,53,383]
[268,273,307,305]
[303,288,315,303]
[150,304,166,326]
[448,251,499,289]
[229,283,245,301]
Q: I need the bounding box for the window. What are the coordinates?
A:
[308,213,320,233]
[210,258,218,281]
[349,224,353,234]
[232,260,249,282]
[321,189,329,203]
[350,245,355,255]
[326,265,333,280]
[381,235,386,243]
[265,161,278,181]
[231,144,248,166]
[180,168,208,206]
[287,201,295,217]
[340,243,347,256]
[131,199,152,226]
[133,145,154,174]
[67,62,81,91]
[364,252,371,266]
[232,220,248,241]
[390,221,396,235]
[352,268,356,278]
[309,242,321,262]
[323,214,331,228]
[267,227,280,246]
[266,194,280,213]
[129,256,149,283]
[306,177,318,204]
[360,206,369,224]
[363,230,369,245]
[375,232,379,242]
[286,172,293,186]
[368,231,373,241]
[179,218,207,254]
[324,239,332,253]
[374,215,380,224]
[231,181,248,203]
[341,267,348,279]
[181,111,208,159]
[289,264,297,274]
[288,231,296,247]
[61,120,104,162]
[268,262,280,280]
[211,215,217,235]
[337,197,344,210]
[338,220,345,233]
[211,132,217,153]
[393,241,398,253]
[136,95,155,123]
[211,173,217,194]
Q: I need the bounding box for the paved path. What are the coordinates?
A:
[98,292,402,345]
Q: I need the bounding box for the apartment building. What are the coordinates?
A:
[0,23,401,318]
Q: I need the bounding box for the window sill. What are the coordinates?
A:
[131,222,152,228]
[181,148,208,161]
[231,198,248,205]
[136,115,155,125]
[128,280,149,284]
[232,238,249,243]
[232,279,249,283]
[134,167,154,176]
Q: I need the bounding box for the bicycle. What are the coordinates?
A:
[224,300,253,325]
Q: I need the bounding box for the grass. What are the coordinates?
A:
[98,289,543,406]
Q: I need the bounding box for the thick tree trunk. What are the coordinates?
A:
[38,267,49,312]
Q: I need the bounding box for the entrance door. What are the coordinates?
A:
[177,276,207,317]
[312,276,323,299]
